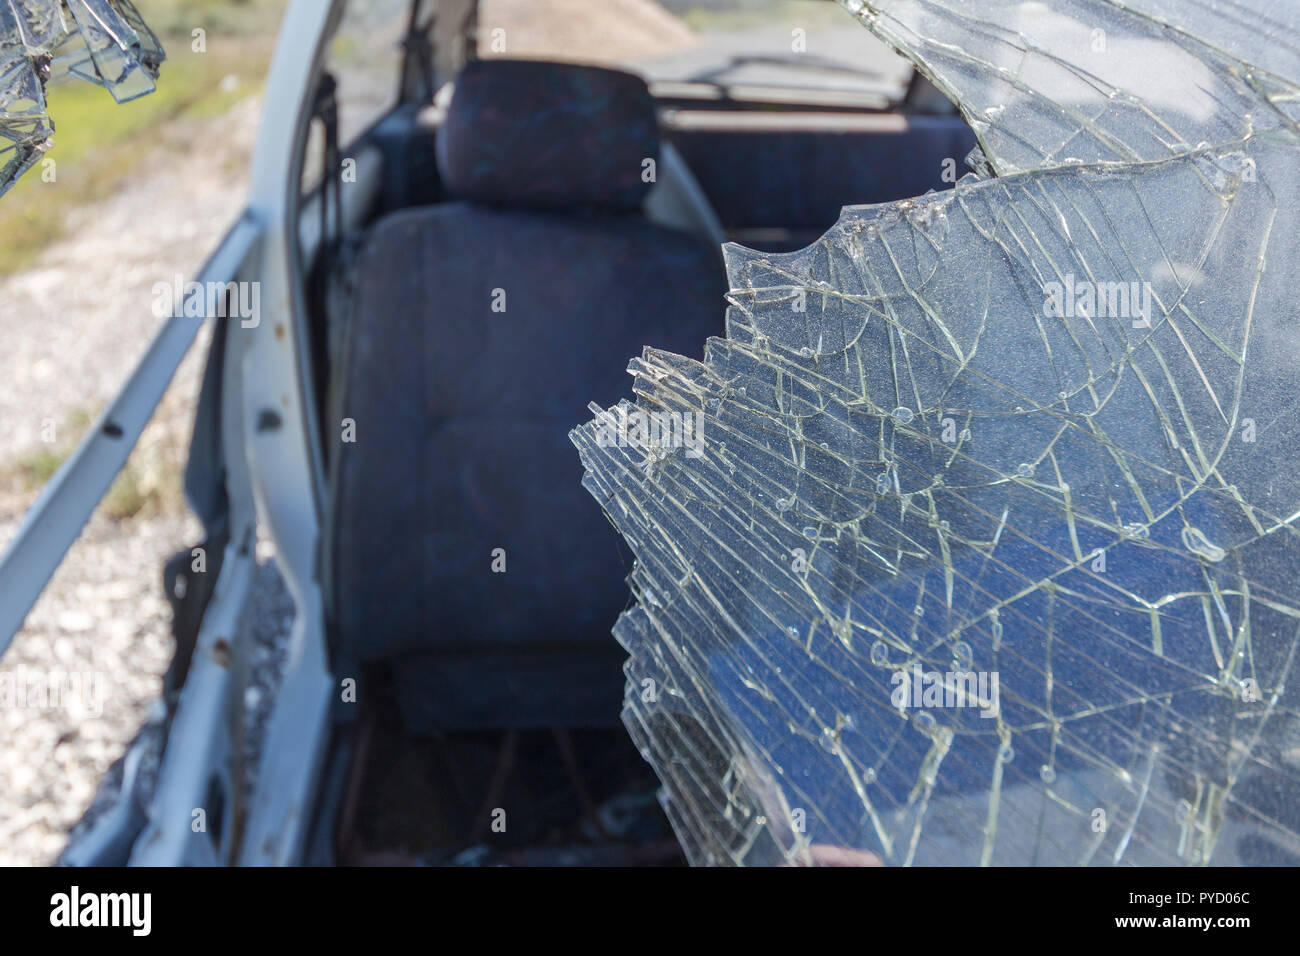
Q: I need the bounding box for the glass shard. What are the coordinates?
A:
[572,0,1300,865]
[0,0,164,199]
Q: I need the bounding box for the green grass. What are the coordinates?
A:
[10,446,69,490]
[0,0,286,275]
[135,0,288,38]
[4,408,87,493]
[102,462,158,522]
[1,406,179,522]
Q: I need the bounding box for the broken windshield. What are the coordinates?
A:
[572,0,1300,865]
[0,0,164,199]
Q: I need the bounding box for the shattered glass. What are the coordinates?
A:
[0,0,164,198]
[572,0,1300,865]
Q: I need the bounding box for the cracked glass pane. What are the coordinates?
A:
[572,0,1300,865]
[0,0,164,198]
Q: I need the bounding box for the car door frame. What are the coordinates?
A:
[23,0,352,866]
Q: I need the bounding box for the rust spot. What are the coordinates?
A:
[274,324,285,340]
[213,638,232,667]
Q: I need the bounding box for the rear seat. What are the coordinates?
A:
[327,60,726,731]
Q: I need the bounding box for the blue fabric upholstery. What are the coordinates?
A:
[436,59,659,212]
[329,62,725,730]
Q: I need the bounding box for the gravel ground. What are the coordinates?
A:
[0,95,271,867]
[58,544,294,863]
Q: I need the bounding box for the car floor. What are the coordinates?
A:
[334,669,684,866]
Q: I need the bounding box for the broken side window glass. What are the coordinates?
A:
[0,0,164,199]
[572,0,1300,865]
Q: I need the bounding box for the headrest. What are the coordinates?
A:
[436,59,660,212]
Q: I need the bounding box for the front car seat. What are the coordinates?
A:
[327,59,727,731]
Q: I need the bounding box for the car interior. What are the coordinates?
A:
[294,8,976,865]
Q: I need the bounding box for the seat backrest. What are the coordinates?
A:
[329,61,726,677]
